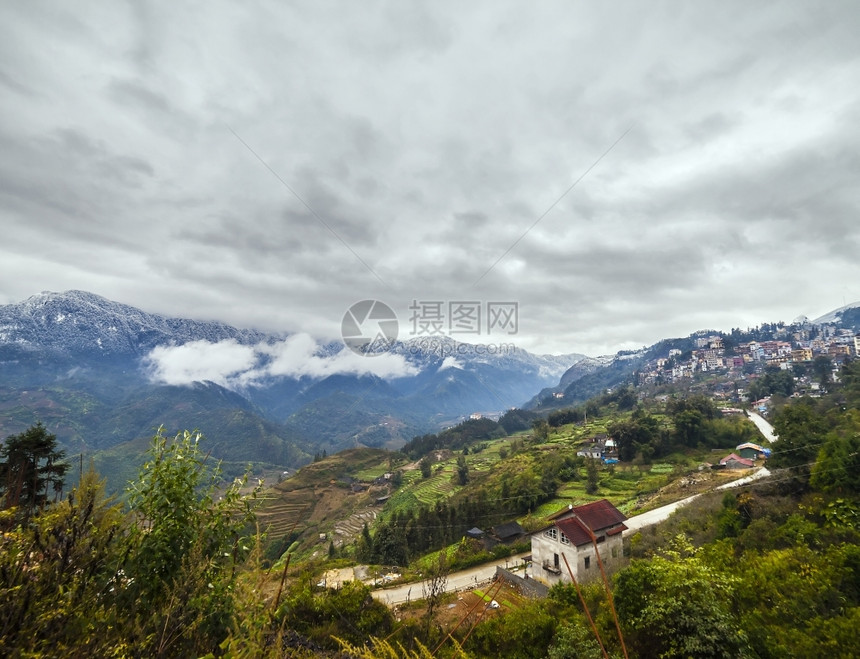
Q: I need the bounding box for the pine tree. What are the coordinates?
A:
[0,422,68,516]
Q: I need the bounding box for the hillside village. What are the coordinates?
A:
[634,322,859,406]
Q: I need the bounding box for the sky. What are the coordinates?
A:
[2,0,859,358]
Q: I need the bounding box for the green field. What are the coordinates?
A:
[259,408,761,565]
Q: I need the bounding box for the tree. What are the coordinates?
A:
[810,431,860,493]
[548,620,609,659]
[456,455,469,485]
[371,523,408,566]
[812,355,833,390]
[0,422,68,516]
[749,366,795,400]
[422,551,449,638]
[116,427,260,656]
[609,414,661,461]
[533,419,550,442]
[585,458,600,494]
[673,409,705,448]
[0,467,124,656]
[613,536,750,658]
[357,522,373,561]
[420,455,433,479]
[615,386,637,411]
[1,427,261,658]
[770,399,826,474]
[810,410,860,494]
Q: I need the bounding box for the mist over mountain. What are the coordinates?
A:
[0,291,584,482]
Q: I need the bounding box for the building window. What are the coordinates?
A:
[595,535,605,543]
[611,546,618,558]
[554,553,560,569]
[584,556,591,569]
[544,527,558,540]
[560,532,570,545]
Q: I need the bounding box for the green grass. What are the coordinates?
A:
[351,461,392,481]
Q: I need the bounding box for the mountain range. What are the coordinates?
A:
[0,291,584,488]
[2,290,857,493]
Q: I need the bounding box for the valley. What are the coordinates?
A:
[2,291,859,657]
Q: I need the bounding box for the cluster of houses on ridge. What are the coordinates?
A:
[638,328,859,387]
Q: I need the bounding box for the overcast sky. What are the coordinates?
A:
[2,1,859,357]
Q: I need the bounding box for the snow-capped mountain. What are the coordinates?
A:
[0,291,586,471]
[811,301,860,326]
[0,290,269,356]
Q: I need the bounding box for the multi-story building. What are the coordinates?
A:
[530,500,627,587]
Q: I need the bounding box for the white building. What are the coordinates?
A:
[530,499,628,587]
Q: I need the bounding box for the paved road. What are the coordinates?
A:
[622,413,777,535]
[371,553,530,606]
[620,466,772,537]
[747,411,778,443]
[373,464,776,603]
[622,494,701,535]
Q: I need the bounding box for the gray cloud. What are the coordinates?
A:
[2,1,860,355]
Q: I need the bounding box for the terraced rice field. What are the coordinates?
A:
[332,509,378,547]
[255,499,312,538]
[410,467,460,504]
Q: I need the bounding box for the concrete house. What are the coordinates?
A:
[720,453,755,469]
[576,445,604,459]
[530,499,627,587]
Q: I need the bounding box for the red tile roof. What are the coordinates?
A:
[720,453,755,467]
[550,499,628,546]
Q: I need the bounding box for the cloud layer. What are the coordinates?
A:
[144,334,419,388]
[2,2,859,355]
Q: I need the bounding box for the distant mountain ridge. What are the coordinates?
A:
[0,291,585,489]
[0,290,270,356]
